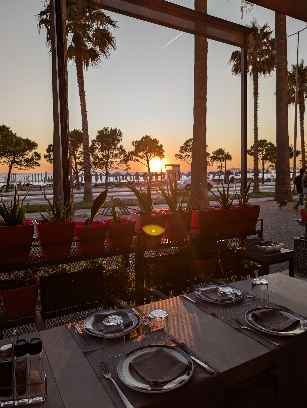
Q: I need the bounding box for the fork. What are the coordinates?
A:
[233,317,280,347]
[100,361,134,408]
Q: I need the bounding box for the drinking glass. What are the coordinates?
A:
[102,315,125,347]
[252,271,269,302]
[149,309,169,343]
[217,286,236,308]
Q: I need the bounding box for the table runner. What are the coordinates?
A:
[68,326,224,408]
[185,290,307,407]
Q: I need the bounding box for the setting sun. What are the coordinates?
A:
[149,158,166,173]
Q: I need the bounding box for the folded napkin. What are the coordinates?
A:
[93,311,133,333]
[130,347,188,383]
[199,286,233,302]
[251,309,300,331]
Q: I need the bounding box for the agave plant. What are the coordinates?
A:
[235,179,252,207]
[39,193,72,223]
[158,178,185,212]
[85,189,108,224]
[126,182,153,215]
[110,197,123,223]
[0,185,29,226]
[211,182,234,209]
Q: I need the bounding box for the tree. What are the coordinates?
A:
[37,1,118,202]
[247,139,276,183]
[229,19,275,193]
[129,135,164,179]
[0,125,41,192]
[44,129,84,190]
[191,0,209,208]
[90,127,130,189]
[275,12,292,202]
[288,60,307,168]
[210,148,232,181]
[175,138,211,166]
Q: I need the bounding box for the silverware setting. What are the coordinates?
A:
[100,361,134,408]
[179,342,215,375]
[232,317,280,347]
[181,295,217,316]
[73,323,90,345]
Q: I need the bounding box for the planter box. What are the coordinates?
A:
[130,212,166,236]
[105,220,136,249]
[74,221,108,254]
[190,208,221,235]
[301,209,307,221]
[238,204,260,232]
[1,275,39,320]
[0,221,34,264]
[163,210,192,241]
[36,220,74,259]
[218,207,242,234]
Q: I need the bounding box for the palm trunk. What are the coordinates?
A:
[252,70,260,193]
[6,163,13,192]
[74,34,93,202]
[262,160,265,184]
[274,12,292,202]
[105,169,109,189]
[299,101,306,168]
[191,0,208,208]
[73,155,81,190]
[50,0,62,202]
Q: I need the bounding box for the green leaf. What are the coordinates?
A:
[90,189,108,223]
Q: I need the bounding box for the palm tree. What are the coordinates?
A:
[210,148,232,183]
[37,2,117,202]
[288,60,307,169]
[275,12,292,203]
[191,0,209,208]
[229,19,275,194]
[247,139,276,184]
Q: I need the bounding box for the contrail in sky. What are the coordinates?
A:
[154,32,184,55]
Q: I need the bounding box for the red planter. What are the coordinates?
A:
[1,275,39,320]
[190,208,221,235]
[105,220,136,249]
[189,256,220,278]
[130,212,166,236]
[36,220,74,259]
[218,206,242,234]
[301,209,307,221]
[163,210,192,241]
[0,221,34,264]
[238,204,260,232]
[74,221,108,254]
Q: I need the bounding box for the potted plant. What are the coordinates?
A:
[74,190,108,254]
[158,178,191,240]
[190,200,221,236]
[126,182,166,236]
[211,183,241,234]
[235,180,260,232]
[0,270,39,319]
[36,195,74,259]
[0,185,34,264]
[105,198,135,249]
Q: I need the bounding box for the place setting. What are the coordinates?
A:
[69,307,223,408]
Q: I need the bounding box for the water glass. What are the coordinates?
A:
[217,286,236,308]
[149,309,169,341]
[252,271,269,302]
[102,315,125,347]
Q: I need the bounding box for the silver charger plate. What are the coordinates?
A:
[245,307,307,336]
[84,310,140,338]
[195,285,242,304]
[117,345,193,393]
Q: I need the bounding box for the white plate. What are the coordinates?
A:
[245,307,307,336]
[84,310,140,338]
[195,285,242,304]
[117,345,193,393]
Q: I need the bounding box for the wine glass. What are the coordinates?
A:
[217,286,236,308]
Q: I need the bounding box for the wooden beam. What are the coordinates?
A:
[250,0,307,23]
[90,0,251,48]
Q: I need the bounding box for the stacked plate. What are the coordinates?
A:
[195,285,242,304]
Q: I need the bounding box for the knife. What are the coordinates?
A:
[181,295,217,316]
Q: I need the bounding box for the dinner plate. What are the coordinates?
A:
[195,285,242,304]
[84,310,140,338]
[245,307,307,336]
[117,345,193,393]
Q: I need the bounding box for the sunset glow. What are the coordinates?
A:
[149,158,166,173]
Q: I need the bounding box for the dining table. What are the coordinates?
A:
[1,272,307,408]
